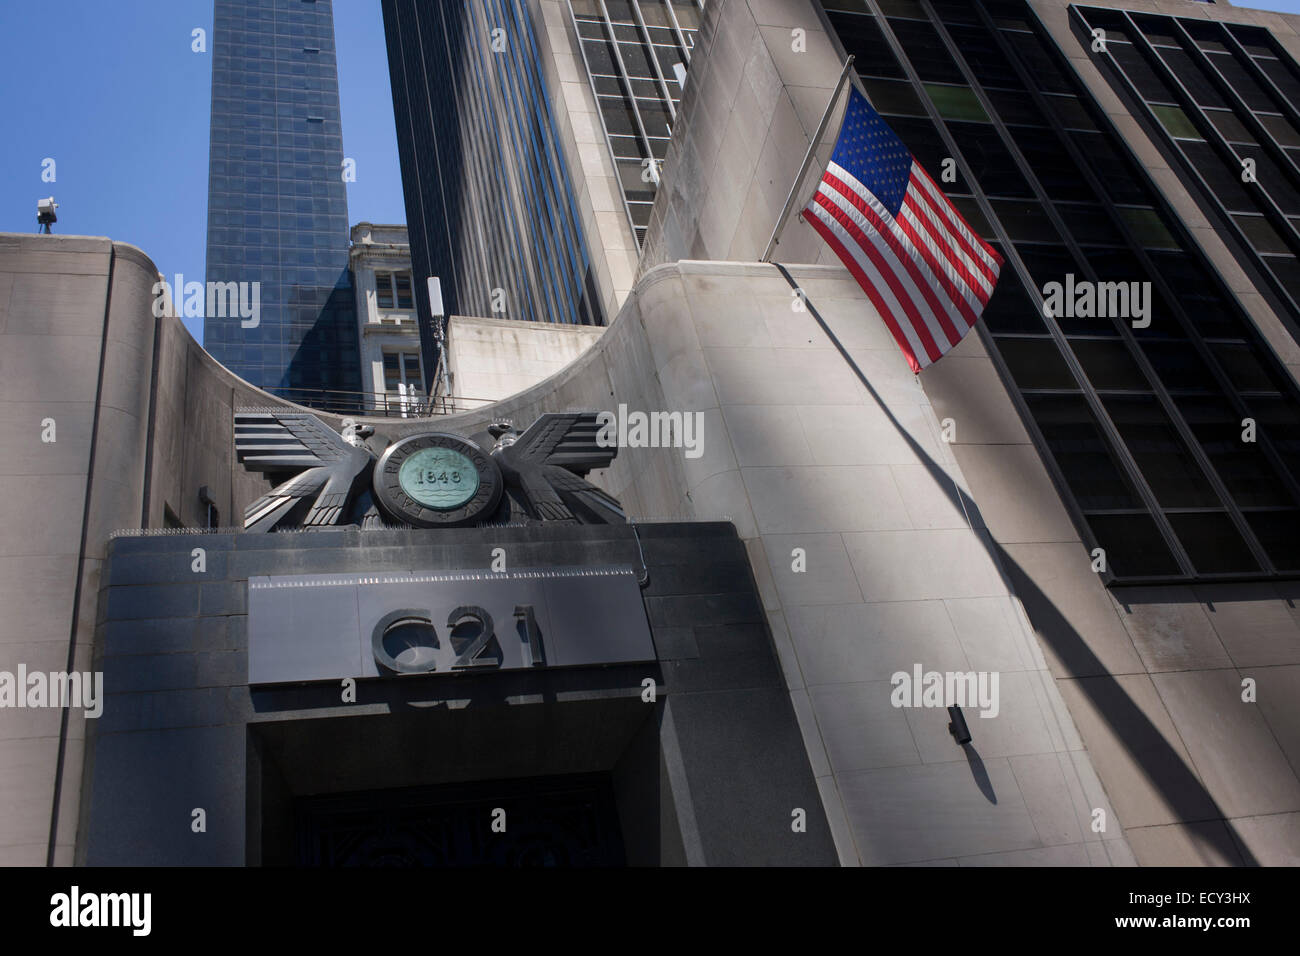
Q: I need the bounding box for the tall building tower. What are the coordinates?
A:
[204,0,361,408]
[382,0,651,391]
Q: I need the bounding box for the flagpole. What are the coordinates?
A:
[760,54,855,263]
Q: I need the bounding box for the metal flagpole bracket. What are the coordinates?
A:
[760,54,855,263]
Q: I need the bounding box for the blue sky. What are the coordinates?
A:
[0,0,405,344]
[0,0,1298,345]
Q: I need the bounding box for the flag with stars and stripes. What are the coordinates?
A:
[802,86,1003,373]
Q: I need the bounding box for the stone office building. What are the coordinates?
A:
[3,0,1300,867]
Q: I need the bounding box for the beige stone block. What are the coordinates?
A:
[1002,542,1145,678]
[785,599,969,687]
[762,531,866,607]
[0,736,57,848]
[1123,821,1244,866]
[0,402,93,477]
[685,469,756,537]
[795,288,898,351]
[785,83,844,145]
[0,333,103,405]
[757,23,840,89]
[1111,587,1232,673]
[921,354,1031,445]
[945,595,1040,674]
[0,642,85,739]
[705,345,866,405]
[722,404,812,467]
[951,443,1081,545]
[1252,664,1300,779]
[1152,668,1300,819]
[1009,752,1088,846]
[1228,812,1300,866]
[656,348,721,413]
[837,759,1040,865]
[0,474,86,557]
[0,553,77,646]
[842,528,1009,602]
[811,680,921,774]
[957,843,1094,866]
[0,248,111,277]
[1196,583,1300,668]
[745,0,818,29]
[687,292,769,348]
[743,464,912,534]
[0,844,47,865]
[5,272,109,336]
[889,463,975,531]
[1056,673,1216,829]
[798,401,940,468]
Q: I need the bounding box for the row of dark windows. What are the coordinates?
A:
[210,173,348,192]
[821,0,1300,580]
[569,0,702,247]
[1073,6,1300,328]
[209,143,343,161]
[211,86,339,104]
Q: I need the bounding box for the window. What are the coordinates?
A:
[383,350,422,394]
[375,271,414,312]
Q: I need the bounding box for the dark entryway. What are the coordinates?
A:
[294,772,626,867]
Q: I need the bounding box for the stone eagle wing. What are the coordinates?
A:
[507,412,616,475]
[234,410,349,474]
[234,410,363,530]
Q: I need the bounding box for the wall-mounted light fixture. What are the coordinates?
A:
[948,705,972,745]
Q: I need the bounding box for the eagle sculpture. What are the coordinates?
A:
[475,413,625,525]
[233,409,623,532]
[234,412,377,531]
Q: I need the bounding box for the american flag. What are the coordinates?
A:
[803,87,1004,373]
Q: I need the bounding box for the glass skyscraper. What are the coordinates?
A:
[382,0,605,391]
[205,0,361,408]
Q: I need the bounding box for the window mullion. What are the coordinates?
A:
[630,1,678,120]
[661,0,694,68]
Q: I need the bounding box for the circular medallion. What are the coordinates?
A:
[398,446,480,510]
[373,433,502,527]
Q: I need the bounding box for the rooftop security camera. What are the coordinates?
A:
[37,196,58,234]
